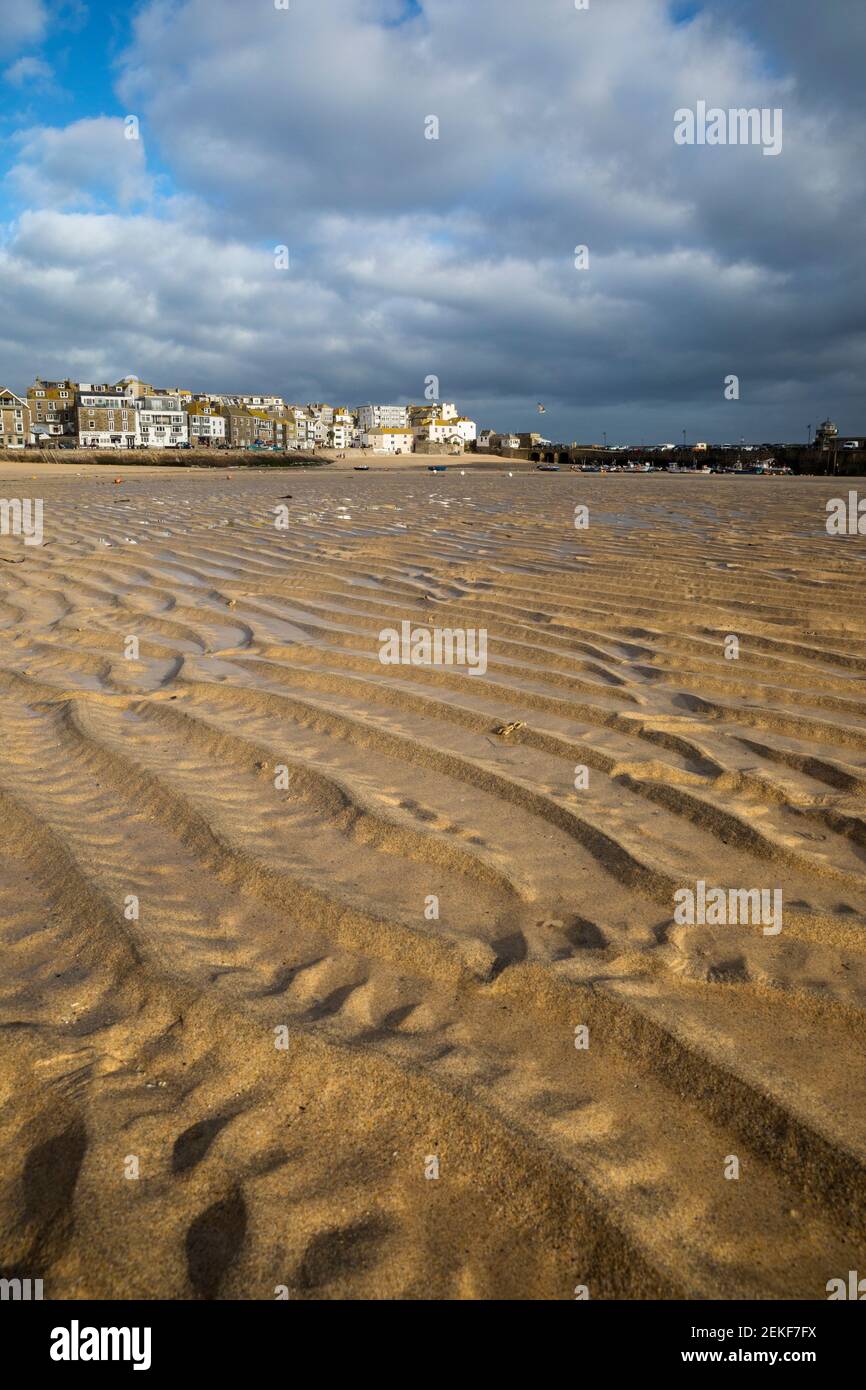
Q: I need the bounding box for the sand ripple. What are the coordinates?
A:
[0,471,864,1299]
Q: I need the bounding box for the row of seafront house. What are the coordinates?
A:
[0,376,480,455]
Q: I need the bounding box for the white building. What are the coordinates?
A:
[362,427,414,455]
[450,417,476,446]
[328,422,352,449]
[358,404,409,432]
[186,409,227,445]
[138,396,188,448]
[203,393,285,413]
[243,394,286,412]
[413,416,477,451]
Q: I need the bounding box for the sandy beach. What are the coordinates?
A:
[1,468,864,1300]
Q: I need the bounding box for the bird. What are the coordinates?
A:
[537,403,546,414]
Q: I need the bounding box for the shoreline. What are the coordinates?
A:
[0,450,858,481]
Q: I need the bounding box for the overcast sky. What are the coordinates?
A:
[1,0,864,443]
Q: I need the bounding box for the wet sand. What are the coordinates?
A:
[0,470,864,1299]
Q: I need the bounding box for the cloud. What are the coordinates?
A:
[1,191,861,445]
[6,117,152,210]
[1,0,864,442]
[0,208,349,396]
[715,0,866,109]
[0,0,47,56]
[4,55,53,88]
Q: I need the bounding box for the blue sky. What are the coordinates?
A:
[385,0,424,27]
[0,1,171,217]
[1,0,864,443]
[1,2,118,138]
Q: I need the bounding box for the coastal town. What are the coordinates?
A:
[0,376,862,474]
[0,375,481,455]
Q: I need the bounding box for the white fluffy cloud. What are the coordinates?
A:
[7,117,151,210]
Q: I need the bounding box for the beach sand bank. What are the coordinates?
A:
[1,471,864,1299]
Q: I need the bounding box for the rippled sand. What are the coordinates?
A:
[1,469,864,1299]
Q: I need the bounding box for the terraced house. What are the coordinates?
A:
[362,425,414,454]
[0,389,31,448]
[138,395,188,448]
[270,416,293,450]
[288,406,311,441]
[281,415,303,448]
[249,394,286,412]
[10,372,475,455]
[183,400,227,446]
[113,375,156,399]
[77,385,141,448]
[223,408,275,448]
[27,377,77,440]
